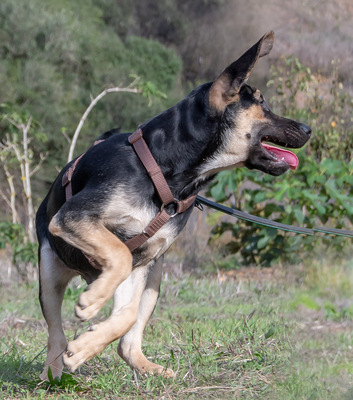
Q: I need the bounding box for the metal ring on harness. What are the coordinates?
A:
[160,199,179,218]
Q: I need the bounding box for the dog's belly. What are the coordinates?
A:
[50,236,102,283]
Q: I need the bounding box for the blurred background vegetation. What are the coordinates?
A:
[1,0,353,280]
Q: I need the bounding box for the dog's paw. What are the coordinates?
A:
[138,362,175,378]
[118,345,175,378]
[40,364,63,382]
[75,289,105,321]
[63,330,105,371]
[153,366,175,378]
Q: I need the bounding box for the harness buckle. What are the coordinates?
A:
[160,199,179,218]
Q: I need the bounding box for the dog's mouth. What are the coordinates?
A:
[261,142,299,170]
[245,131,304,176]
[244,113,310,176]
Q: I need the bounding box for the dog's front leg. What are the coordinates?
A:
[62,265,147,371]
[118,257,174,378]
[49,210,132,322]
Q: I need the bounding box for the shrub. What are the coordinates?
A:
[0,222,37,266]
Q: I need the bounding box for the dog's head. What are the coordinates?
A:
[205,31,311,177]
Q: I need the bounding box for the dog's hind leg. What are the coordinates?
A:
[117,257,174,377]
[63,264,147,372]
[39,240,77,380]
[49,208,133,322]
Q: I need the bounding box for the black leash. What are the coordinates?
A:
[195,195,353,238]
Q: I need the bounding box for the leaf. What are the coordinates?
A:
[302,191,327,214]
[210,182,226,202]
[257,236,269,250]
[47,367,55,385]
[264,327,275,339]
[293,208,305,224]
[254,191,267,203]
[227,172,237,192]
[273,183,290,202]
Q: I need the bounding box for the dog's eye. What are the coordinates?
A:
[260,95,268,105]
[259,96,269,111]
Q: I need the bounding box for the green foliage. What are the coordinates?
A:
[125,36,182,92]
[0,0,183,171]
[140,80,168,106]
[47,368,83,391]
[208,56,353,266]
[0,222,37,265]
[208,160,353,266]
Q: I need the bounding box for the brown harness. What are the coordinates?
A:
[62,128,196,256]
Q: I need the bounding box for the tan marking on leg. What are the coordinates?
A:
[118,259,174,377]
[63,266,147,371]
[39,240,77,381]
[49,216,132,321]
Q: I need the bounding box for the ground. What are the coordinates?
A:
[1,258,353,399]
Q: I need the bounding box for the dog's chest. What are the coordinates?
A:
[102,189,180,266]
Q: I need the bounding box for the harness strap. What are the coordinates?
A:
[62,139,104,199]
[128,129,175,205]
[124,208,172,251]
[126,128,196,251]
[62,130,196,255]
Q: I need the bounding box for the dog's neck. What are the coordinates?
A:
[139,83,246,199]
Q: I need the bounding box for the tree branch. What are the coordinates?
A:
[30,152,48,177]
[0,156,19,224]
[67,84,141,162]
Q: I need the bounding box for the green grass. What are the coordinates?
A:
[1,260,353,399]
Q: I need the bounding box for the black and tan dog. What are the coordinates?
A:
[36,32,310,380]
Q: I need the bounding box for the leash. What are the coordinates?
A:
[195,195,353,238]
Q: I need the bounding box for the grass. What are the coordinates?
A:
[1,259,353,399]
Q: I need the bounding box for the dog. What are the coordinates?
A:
[36,31,311,381]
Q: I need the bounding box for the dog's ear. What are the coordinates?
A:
[209,31,274,113]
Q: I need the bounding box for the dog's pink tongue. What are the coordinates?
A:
[262,143,299,170]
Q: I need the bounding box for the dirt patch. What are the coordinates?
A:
[214,264,304,287]
[216,265,284,283]
[296,306,353,335]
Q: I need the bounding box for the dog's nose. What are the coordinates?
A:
[300,123,311,137]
